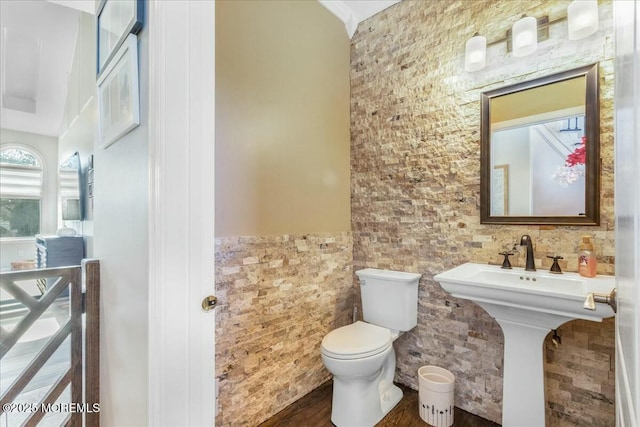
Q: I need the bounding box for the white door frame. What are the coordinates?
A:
[614,1,640,426]
[147,1,216,425]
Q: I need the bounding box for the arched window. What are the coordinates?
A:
[0,146,44,238]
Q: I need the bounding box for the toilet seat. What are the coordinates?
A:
[321,321,392,360]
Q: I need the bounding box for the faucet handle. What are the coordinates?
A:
[547,255,563,274]
[499,251,514,269]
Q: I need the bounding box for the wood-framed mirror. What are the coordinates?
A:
[480,63,600,225]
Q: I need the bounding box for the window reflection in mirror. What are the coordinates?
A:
[480,64,599,225]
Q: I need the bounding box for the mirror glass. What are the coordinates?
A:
[480,64,600,225]
[59,152,82,221]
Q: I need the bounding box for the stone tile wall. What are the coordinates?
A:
[351,0,614,425]
[214,233,353,426]
[545,318,615,426]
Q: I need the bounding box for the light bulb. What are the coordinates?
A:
[568,0,599,40]
[464,35,487,72]
[512,16,538,57]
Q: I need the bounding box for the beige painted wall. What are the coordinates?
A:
[215,0,350,237]
[214,2,351,424]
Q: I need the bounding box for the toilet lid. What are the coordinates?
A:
[321,321,392,360]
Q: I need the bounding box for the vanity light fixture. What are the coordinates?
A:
[464,0,599,72]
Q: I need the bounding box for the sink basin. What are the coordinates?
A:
[434,262,615,427]
[434,262,615,326]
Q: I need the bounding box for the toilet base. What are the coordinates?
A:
[330,377,403,427]
[380,381,403,415]
[327,346,402,427]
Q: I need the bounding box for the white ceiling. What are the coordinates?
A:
[0,0,81,137]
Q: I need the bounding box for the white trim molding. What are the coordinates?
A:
[318,0,401,38]
[318,0,358,38]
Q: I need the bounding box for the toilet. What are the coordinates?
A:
[321,268,421,427]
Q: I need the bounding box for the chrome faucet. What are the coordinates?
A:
[520,235,536,271]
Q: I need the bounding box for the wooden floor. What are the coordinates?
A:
[259,381,500,427]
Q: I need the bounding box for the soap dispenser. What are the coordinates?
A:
[578,235,597,278]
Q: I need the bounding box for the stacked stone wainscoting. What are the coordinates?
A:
[351,0,614,425]
[214,233,353,426]
[545,318,615,426]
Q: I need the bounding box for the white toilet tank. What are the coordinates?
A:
[356,268,421,331]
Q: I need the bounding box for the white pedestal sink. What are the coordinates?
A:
[434,263,615,427]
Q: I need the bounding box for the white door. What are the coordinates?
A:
[614,2,640,426]
[147,1,216,425]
